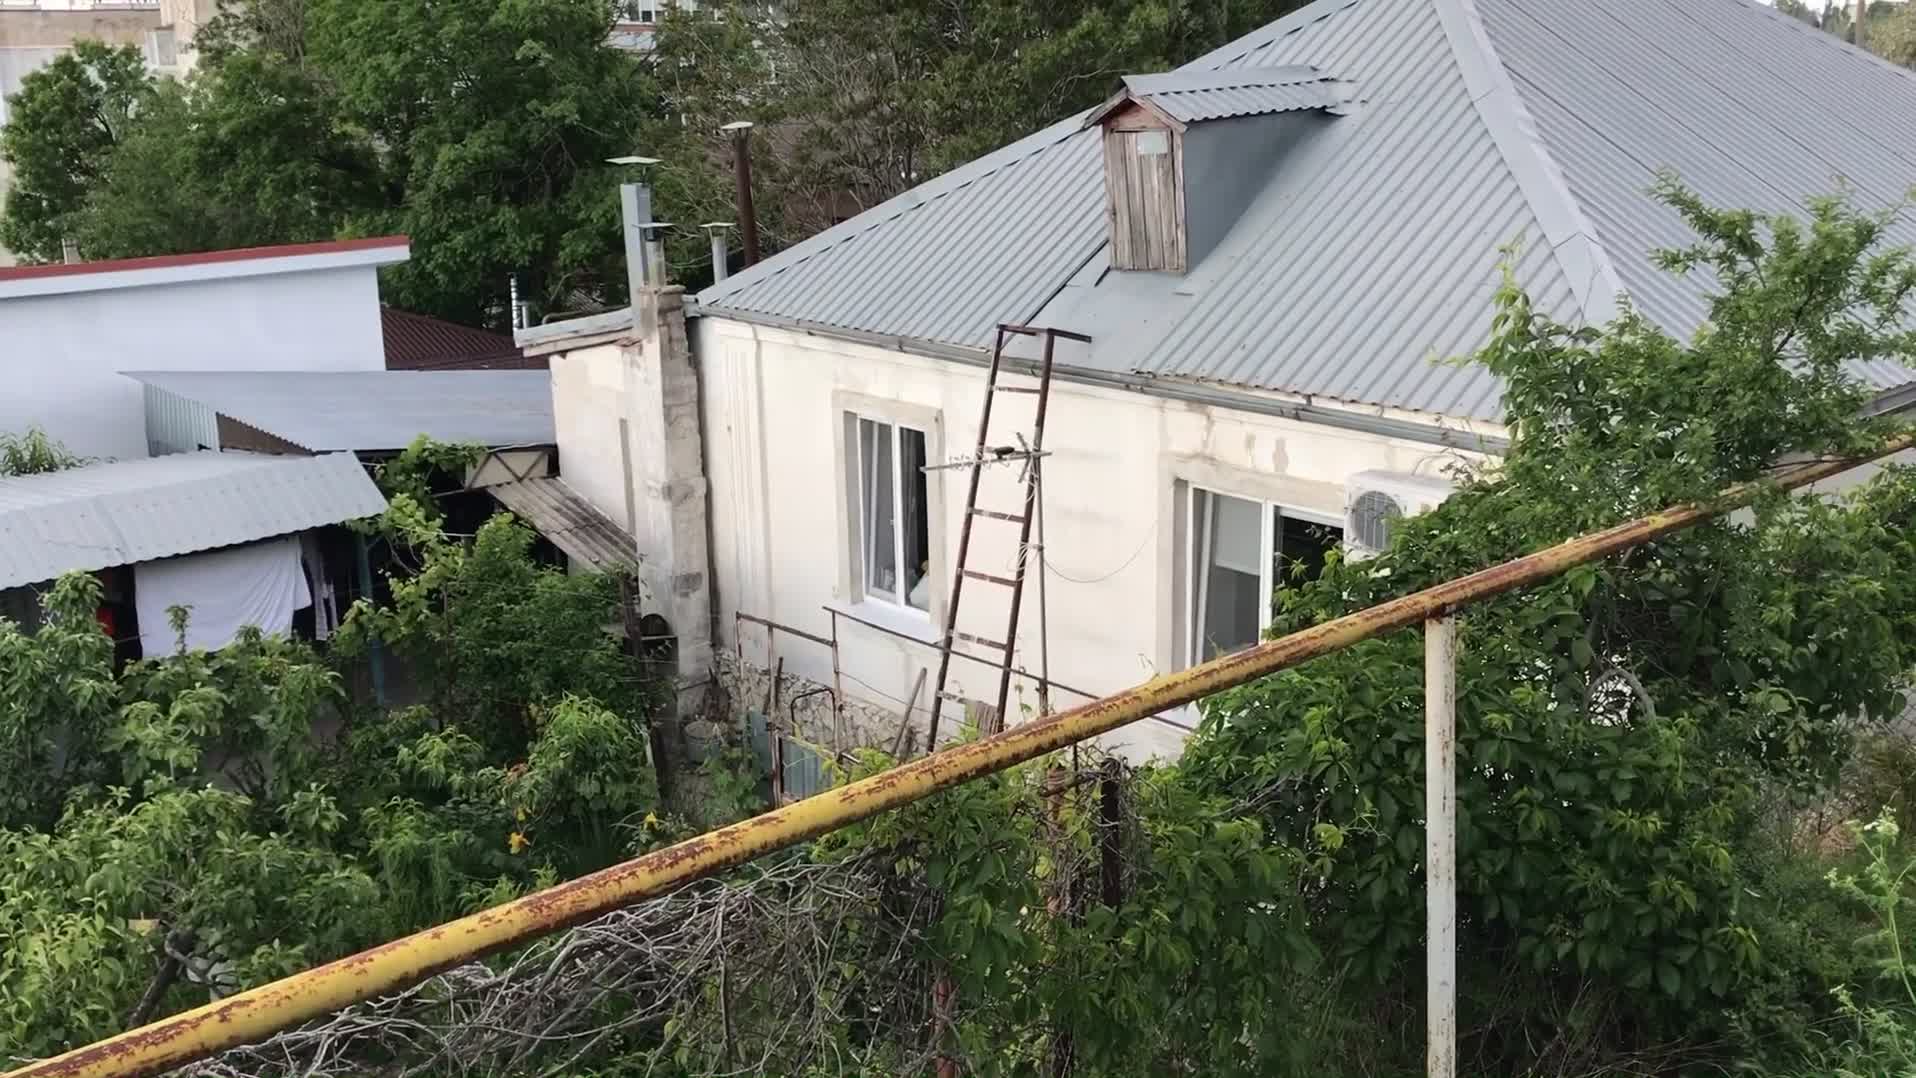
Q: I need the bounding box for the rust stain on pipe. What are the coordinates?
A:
[11,436,1909,1078]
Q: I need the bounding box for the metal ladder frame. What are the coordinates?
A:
[925,323,1090,748]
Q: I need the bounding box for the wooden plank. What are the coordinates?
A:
[1105,133,1132,268]
[1164,132,1180,271]
[1134,147,1149,268]
[1127,143,1149,267]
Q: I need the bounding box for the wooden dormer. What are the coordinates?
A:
[1100,100,1186,272]
[1086,67,1350,274]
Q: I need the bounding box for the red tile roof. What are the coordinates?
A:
[381,307,544,371]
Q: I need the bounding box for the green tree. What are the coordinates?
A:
[0,41,153,261]
[303,0,646,323]
[642,0,1308,282]
[72,52,378,260]
[0,463,666,1054]
[1,1,648,328]
[1178,181,1916,1073]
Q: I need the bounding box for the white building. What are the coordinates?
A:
[0,236,410,460]
[520,0,1916,761]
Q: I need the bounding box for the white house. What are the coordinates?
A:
[0,236,410,460]
[520,0,1916,761]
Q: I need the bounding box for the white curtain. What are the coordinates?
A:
[136,535,312,655]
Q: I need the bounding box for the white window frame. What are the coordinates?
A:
[833,393,946,636]
[1182,483,1342,668]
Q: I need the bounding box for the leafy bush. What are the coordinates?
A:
[1180,181,1916,1073]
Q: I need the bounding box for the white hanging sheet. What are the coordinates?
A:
[136,535,312,655]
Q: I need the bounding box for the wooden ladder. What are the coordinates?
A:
[925,323,1090,748]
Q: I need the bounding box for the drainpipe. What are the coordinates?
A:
[640,222,672,286]
[722,121,759,267]
[508,273,529,330]
[620,182,654,316]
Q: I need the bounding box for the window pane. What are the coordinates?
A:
[1191,489,1262,661]
[859,419,898,601]
[900,427,930,610]
[1276,511,1343,587]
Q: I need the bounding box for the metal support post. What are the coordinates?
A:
[1425,616,1457,1078]
[354,533,386,706]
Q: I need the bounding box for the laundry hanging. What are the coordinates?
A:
[136,534,311,656]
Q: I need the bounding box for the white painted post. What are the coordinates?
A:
[1425,616,1457,1078]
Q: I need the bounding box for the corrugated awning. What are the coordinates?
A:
[125,369,556,453]
[0,451,387,589]
[488,477,635,573]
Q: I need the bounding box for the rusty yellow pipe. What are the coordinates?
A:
[12,436,1911,1078]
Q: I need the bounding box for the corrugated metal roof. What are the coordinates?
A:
[1475,0,1916,393]
[126,370,555,453]
[382,307,541,371]
[488,477,635,572]
[696,0,1916,421]
[0,452,386,589]
[1116,67,1349,124]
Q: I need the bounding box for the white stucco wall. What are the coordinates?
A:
[0,265,388,460]
[678,316,1490,762]
[550,341,637,539]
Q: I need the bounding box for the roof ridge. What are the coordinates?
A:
[1731,0,1916,90]
[1431,0,1624,323]
[1187,0,1365,70]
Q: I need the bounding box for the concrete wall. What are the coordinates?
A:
[673,315,1484,762]
[550,337,639,545]
[0,7,159,48]
[0,265,387,460]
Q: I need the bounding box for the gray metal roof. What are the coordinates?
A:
[126,370,555,453]
[488,476,635,572]
[0,452,387,589]
[697,0,1916,422]
[1112,67,1349,125]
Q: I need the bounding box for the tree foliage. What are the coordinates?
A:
[1177,182,1916,1072]
[0,41,152,261]
[0,444,664,1055]
[1,0,643,325]
[642,0,1308,282]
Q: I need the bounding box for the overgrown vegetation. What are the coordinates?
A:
[0,441,668,1057]
[10,183,1916,1075]
[0,427,86,477]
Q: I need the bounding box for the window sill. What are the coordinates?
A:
[827,599,943,646]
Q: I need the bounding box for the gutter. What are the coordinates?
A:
[1866,380,1916,417]
[697,305,1511,455]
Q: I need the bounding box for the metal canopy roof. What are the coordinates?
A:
[126,370,555,453]
[1098,67,1349,126]
[697,0,1916,421]
[0,452,387,589]
[487,476,635,572]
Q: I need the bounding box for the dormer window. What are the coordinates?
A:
[1085,66,1351,274]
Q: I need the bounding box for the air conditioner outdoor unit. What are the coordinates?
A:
[1343,470,1456,559]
